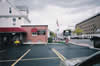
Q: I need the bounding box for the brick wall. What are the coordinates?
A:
[22,25,48,44]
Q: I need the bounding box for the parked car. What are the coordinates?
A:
[90,36,100,48]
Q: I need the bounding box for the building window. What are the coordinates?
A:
[18,17,21,20]
[13,18,16,22]
[32,30,46,36]
[9,7,12,14]
[12,18,16,25]
[32,32,37,36]
[37,30,46,35]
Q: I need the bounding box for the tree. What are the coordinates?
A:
[50,31,56,38]
[48,31,56,43]
[74,28,83,35]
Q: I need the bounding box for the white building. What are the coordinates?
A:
[0,0,30,28]
[0,0,30,47]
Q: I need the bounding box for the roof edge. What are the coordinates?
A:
[21,25,48,27]
[76,13,100,26]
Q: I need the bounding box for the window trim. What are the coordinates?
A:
[9,7,12,14]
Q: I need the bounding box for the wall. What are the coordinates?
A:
[0,17,25,27]
[0,0,30,27]
[22,26,48,44]
[0,0,21,16]
[76,14,100,34]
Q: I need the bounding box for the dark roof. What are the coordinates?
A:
[76,13,100,26]
[21,25,48,27]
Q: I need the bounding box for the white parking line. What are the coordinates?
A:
[11,49,31,66]
[21,57,59,61]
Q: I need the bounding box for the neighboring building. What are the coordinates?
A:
[0,0,48,46]
[16,6,29,17]
[0,0,30,27]
[21,25,48,44]
[0,0,30,47]
[76,13,100,35]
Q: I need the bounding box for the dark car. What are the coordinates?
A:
[61,51,100,66]
[90,36,100,48]
[76,51,100,66]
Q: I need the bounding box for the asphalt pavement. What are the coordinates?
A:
[0,43,99,66]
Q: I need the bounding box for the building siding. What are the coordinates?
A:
[22,25,48,44]
[76,14,100,34]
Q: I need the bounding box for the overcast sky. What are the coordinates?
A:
[11,0,100,32]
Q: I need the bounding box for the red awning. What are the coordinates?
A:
[31,28,37,32]
[0,27,26,32]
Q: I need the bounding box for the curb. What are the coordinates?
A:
[69,42,100,51]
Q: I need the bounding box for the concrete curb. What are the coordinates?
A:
[69,42,100,51]
[48,43,62,44]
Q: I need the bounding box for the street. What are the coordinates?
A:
[0,43,99,66]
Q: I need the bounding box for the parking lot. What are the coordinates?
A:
[0,44,99,66]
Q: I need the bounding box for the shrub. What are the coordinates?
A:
[48,37,53,43]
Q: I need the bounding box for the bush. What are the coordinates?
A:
[48,37,53,43]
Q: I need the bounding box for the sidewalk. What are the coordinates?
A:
[69,41,93,48]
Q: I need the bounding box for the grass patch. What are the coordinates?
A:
[54,41,65,44]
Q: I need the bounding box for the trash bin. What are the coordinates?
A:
[65,38,69,44]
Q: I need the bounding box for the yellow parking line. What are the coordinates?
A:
[52,48,66,62]
[11,49,31,66]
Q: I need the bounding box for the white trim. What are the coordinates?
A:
[23,42,48,44]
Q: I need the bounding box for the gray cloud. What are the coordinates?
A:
[13,0,47,10]
[8,0,100,31]
[50,0,100,8]
[11,0,100,9]
[9,0,100,15]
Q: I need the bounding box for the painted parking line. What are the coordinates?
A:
[11,49,31,66]
[21,57,59,61]
[52,48,67,62]
[0,57,59,63]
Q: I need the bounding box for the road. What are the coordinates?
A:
[0,43,99,66]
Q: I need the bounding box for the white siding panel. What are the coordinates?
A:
[0,1,21,16]
[0,17,22,27]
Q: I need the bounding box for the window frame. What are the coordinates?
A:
[9,7,12,14]
[37,30,46,35]
[32,32,37,36]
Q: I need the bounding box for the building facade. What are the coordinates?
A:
[22,25,48,44]
[0,0,48,46]
[0,0,30,27]
[76,14,100,35]
[0,0,30,47]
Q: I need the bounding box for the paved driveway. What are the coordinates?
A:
[0,44,98,66]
